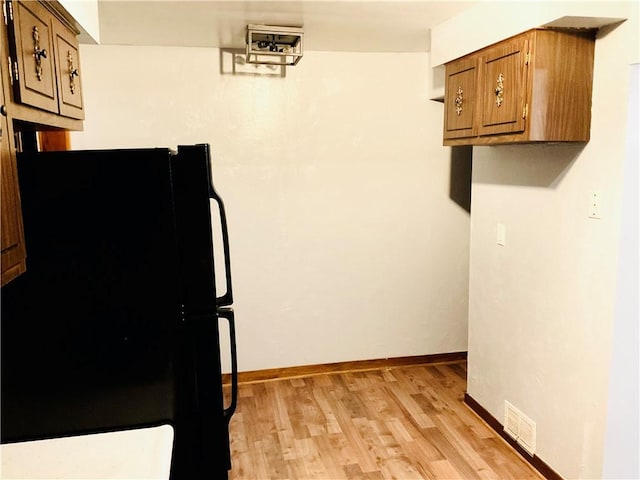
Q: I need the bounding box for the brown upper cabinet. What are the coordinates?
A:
[444,57,477,141]
[443,28,596,146]
[1,84,26,286]
[5,0,84,120]
[52,19,83,119]
[1,0,85,286]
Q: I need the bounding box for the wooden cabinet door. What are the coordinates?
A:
[443,57,477,140]
[53,20,84,119]
[9,0,59,114]
[478,35,529,137]
[1,86,27,286]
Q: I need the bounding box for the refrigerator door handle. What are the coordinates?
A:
[217,307,238,422]
[210,185,234,307]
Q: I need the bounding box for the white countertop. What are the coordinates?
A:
[0,424,173,480]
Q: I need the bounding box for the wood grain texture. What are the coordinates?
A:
[38,130,70,151]
[1,69,27,287]
[527,29,595,142]
[225,353,468,385]
[443,27,595,146]
[464,394,563,480]
[478,36,529,137]
[443,57,477,140]
[11,1,59,114]
[225,360,545,480]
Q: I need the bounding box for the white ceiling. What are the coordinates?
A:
[96,1,476,52]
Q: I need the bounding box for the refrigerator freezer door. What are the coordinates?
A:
[2,148,181,443]
[2,145,236,480]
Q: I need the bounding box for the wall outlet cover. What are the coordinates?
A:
[497,223,506,246]
[588,191,601,219]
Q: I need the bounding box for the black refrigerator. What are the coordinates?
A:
[1,143,238,479]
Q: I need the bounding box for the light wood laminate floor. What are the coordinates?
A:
[225,360,544,479]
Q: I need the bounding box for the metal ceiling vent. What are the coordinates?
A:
[246,24,304,66]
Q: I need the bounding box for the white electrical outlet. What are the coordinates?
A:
[504,401,536,456]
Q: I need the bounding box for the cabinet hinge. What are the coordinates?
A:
[8,57,19,84]
[525,52,531,66]
[522,103,529,119]
[14,131,23,153]
[1,1,10,25]
[3,0,13,23]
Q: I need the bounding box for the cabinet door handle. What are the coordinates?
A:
[217,307,238,422]
[33,26,48,81]
[67,51,79,94]
[455,86,463,116]
[495,73,504,107]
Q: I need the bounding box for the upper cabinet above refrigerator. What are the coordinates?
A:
[1,0,86,286]
[442,28,596,146]
[1,81,26,287]
[3,0,85,124]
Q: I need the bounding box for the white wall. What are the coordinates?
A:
[431,1,637,67]
[431,2,638,479]
[71,46,470,373]
[601,62,639,480]
[58,0,100,44]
